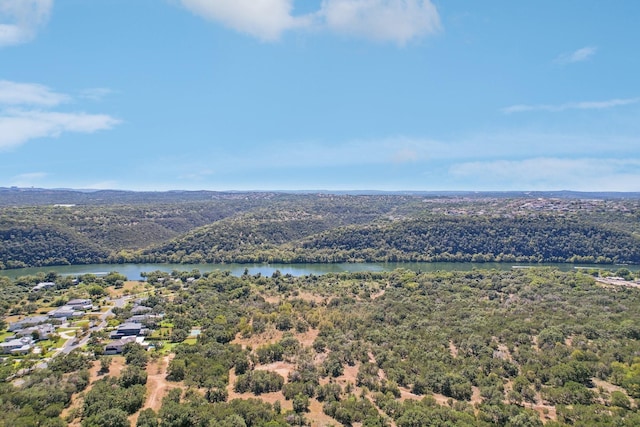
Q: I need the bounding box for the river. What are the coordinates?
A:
[1,261,636,280]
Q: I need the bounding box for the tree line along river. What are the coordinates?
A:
[1,261,638,280]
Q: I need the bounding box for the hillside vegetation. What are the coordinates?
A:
[2,267,640,426]
[1,191,640,269]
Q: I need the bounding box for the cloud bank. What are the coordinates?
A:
[0,80,120,150]
[179,0,441,44]
[0,0,52,47]
[450,157,640,191]
[502,98,640,114]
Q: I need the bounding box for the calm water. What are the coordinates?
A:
[1,262,636,280]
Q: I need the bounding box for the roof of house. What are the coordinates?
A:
[8,315,50,331]
[67,299,92,305]
[117,322,143,330]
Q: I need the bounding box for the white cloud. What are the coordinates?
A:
[0,0,52,47]
[449,157,640,191]
[319,0,441,44]
[555,46,597,64]
[9,172,48,187]
[0,109,121,150]
[179,0,441,44]
[179,0,309,41]
[0,80,69,106]
[79,87,115,101]
[0,80,120,149]
[502,97,640,114]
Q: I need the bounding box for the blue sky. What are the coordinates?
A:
[1,0,639,192]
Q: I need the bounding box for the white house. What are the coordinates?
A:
[0,337,34,354]
[15,324,55,340]
[66,299,93,310]
[32,282,56,291]
[48,306,83,319]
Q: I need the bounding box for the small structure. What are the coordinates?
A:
[32,282,56,291]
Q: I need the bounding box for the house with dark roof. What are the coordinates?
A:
[103,336,137,354]
[109,322,144,339]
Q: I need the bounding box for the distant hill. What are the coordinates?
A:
[1,189,639,269]
[2,187,640,207]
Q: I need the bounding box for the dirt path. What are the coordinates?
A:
[144,354,176,411]
[129,354,186,425]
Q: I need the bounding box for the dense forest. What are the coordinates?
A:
[1,267,639,426]
[1,190,639,269]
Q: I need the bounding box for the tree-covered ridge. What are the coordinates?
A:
[296,215,640,263]
[139,211,640,265]
[0,218,109,269]
[1,194,640,269]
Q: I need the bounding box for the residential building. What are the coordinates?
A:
[8,315,49,332]
[109,322,144,339]
[66,299,93,310]
[48,306,83,319]
[14,324,55,340]
[0,337,34,354]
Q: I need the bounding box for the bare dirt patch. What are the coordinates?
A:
[449,340,459,358]
[592,378,627,395]
[255,361,296,380]
[264,291,327,305]
[227,367,291,410]
[264,295,281,305]
[370,289,386,299]
[233,326,284,349]
[107,280,147,298]
[233,326,319,351]
[298,328,319,348]
[294,291,326,304]
[494,344,513,362]
[596,277,640,289]
[307,398,344,427]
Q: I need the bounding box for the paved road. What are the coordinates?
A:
[59,295,130,355]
